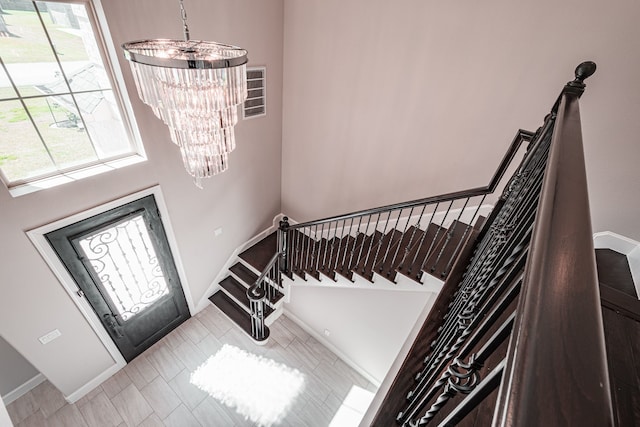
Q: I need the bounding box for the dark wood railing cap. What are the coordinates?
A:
[567,61,597,91]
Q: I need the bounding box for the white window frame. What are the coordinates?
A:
[0,0,146,197]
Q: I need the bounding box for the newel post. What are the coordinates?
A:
[279,216,290,274]
[247,285,267,342]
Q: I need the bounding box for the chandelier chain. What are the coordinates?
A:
[179,0,190,41]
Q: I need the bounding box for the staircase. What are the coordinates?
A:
[207,62,615,425]
[208,232,284,342]
[208,214,485,340]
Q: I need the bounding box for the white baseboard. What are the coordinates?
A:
[64,362,124,403]
[283,310,381,388]
[1,373,46,406]
[593,231,640,299]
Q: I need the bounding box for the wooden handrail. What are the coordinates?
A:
[493,62,613,426]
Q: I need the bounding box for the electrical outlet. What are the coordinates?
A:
[39,329,61,345]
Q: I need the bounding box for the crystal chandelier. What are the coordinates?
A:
[122,0,248,188]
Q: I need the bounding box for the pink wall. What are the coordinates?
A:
[282,0,640,241]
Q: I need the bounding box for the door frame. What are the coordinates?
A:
[27,186,195,383]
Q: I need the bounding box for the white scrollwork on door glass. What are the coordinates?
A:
[78,214,169,321]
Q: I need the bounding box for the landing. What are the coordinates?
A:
[595,248,637,298]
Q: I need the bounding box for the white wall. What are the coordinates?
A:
[282,0,640,241]
[285,285,434,383]
[0,336,39,399]
[0,401,12,427]
[0,0,284,398]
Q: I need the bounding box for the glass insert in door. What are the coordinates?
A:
[77,214,170,321]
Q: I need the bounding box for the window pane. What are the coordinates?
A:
[0,66,18,101]
[0,0,65,98]
[0,0,139,187]
[83,90,131,158]
[0,99,56,181]
[36,1,112,92]
[24,96,98,169]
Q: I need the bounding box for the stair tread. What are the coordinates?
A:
[239,232,277,272]
[208,291,253,336]
[424,220,472,279]
[230,262,259,285]
[354,229,402,282]
[396,223,445,282]
[596,249,637,298]
[218,276,274,317]
[375,225,424,282]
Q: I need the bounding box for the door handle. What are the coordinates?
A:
[103,313,124,338]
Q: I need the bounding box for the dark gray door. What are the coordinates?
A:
[46,195,190,362]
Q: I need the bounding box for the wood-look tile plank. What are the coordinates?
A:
[139,377,181,420]
[136,414,163,427]
[297,397,334,427]
[162,404,201,427]
[158,328,186,350]
[305,336,338,364]
[128,356,159,385]
[279,316,311,342]
[178,318,209,345]
[145,345,184,382]
[195,306,233,338]
[191,397,235,427]
[47,404,88,427]
[7,390,38,425]
[168,369,208,410]
[30,381,66,419]
[76,385,104,408]
[14,409,47,427]
[110,384,153,427]
[269,322,297,348]
[195,334,223,358]
[78,392,123,427]
[287,339,320,371]
[100,370,132,400]
[171,339,208,372]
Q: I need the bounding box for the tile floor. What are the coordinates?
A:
[6,305,378,427]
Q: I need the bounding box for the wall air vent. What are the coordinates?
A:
[243,67,266,119]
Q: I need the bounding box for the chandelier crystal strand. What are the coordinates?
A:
[122,2,248,188]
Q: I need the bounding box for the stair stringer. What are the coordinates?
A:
[283,260,444,294]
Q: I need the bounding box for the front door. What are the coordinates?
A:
[46,195,190,362]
